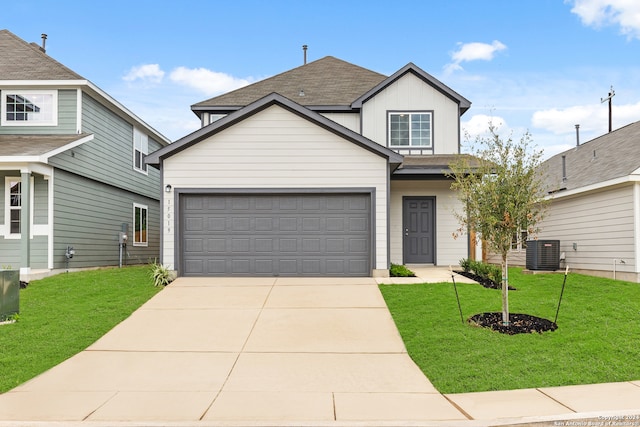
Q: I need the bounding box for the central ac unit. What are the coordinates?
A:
[526,240,560,271]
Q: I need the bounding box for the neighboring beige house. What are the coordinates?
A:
[533,120,640,282]
[147,57,472,277]
[489,121,640,282]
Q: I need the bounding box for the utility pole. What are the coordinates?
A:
[601,86,615,133]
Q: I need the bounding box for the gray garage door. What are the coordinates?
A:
[180,193,371,276]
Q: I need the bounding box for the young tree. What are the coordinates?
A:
[448,122,548,325]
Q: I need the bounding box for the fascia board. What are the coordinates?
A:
[546,175,640,200]
[351,64,471,113]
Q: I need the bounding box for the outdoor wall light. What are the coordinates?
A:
[165,184,172,193]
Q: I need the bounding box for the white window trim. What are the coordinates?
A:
[512,230,529,252]
[1,89,58,127]
[133,203,148,247]
[3,177,35,239]
[388,111,433,148]
[133,127,149,175]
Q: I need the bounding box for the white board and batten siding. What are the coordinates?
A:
[538,184,637,274]
[360,72,461,153]
[162,105,389,272]
[389,180,467,266]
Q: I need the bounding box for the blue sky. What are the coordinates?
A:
[3,0,640,158]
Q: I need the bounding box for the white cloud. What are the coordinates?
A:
[169,67,253,96]
[444,41,507,74]
[123,64,165,84]
[532,101,640,135]
[569,0,640,39]
[461,114,506,139]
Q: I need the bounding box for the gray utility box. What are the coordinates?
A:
[0,270,20,318]
[526,240,560,271]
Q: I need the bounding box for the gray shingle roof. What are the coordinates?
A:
[148,93,403,167]
[542,120,640,193]
[192,56,387,110]
[393,154,481,176]
[0,134,91,156]
[0,29,83,80]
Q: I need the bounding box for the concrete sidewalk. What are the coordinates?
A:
[0,270,639,426]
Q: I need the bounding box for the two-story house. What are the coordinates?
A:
[0,29,169,280]
[146,56,471,277]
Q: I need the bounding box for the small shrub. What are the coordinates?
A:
[150,261,173,287]
[459,258,471,272]
[487,264,502,285]
[390,263,416,277]
[472,260,489,278]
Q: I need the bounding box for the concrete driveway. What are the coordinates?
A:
[2,273,639,425]
[0,276,467,423]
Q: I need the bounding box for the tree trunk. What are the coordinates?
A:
[501,256,510,325]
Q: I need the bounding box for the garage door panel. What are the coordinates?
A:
[185,259,204,274]
[255,218,274,231]
[232,238,250,253]
[185,217,204,232]
[185,239,204,252]
[181,194,371,277]
[232,259,250,274]
[326,239,345,253]
[208,217,226,231]
[208,238,226,252]
[208,259,226,274]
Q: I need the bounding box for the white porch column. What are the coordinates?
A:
[20,170,31,275]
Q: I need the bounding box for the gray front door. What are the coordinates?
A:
[180,193,371,277]
[403,197,435,264]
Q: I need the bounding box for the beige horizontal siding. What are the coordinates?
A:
[538,185,636,273]
[162,105,388,271]
[389,180,467,266]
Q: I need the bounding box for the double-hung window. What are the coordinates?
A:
[133,204,148,246]
[1,90,57,126]
[388,112,432,148]
[133,128,148,174]
[4,177,22,238]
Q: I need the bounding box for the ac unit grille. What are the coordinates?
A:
[526,240,560,271]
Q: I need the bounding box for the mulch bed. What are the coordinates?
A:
[469,312,558,335]
[454,270,516,290]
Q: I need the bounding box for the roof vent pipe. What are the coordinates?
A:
[575,124,580,147]
[303,44,308,65]
[41,33,47,52]
[562,155,567,182]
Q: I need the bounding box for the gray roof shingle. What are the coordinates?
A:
[0,29,83,80]
[192,56,387,110]
[0,134,91,156]
[542,120,640,193]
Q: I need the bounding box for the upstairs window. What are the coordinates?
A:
[389,112,432,148]
[133,127,148,174]
[1,90,57,126]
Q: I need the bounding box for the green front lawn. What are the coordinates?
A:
[0,266,161,393]
[380,268,640,394]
